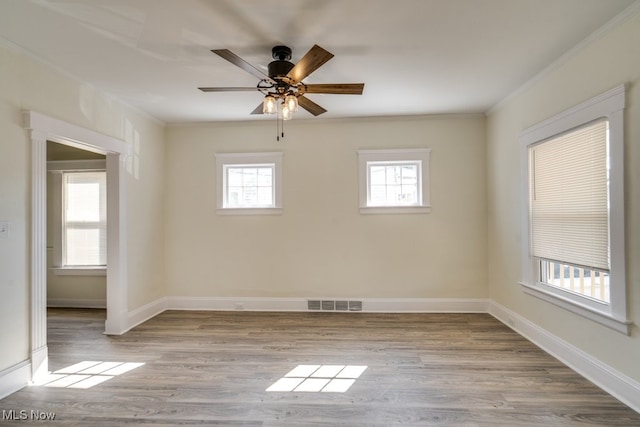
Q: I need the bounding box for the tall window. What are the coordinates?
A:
[62,171,107,266]
[215,152,283,215]
[358,149,431,214]
[529,120,610,303]
[520,85,628,334]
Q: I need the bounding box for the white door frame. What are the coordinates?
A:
[24,111,131,380]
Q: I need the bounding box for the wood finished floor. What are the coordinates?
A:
[1,309,639,426]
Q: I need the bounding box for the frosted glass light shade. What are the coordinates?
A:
[263,95,277,114]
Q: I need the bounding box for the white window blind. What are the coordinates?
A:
[529,119,609,271]
[63,171,107,266]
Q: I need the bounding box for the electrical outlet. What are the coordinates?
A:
[0,221,8,239]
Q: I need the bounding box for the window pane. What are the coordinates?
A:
[63,171,107,266]
[401,165,417,184]
[386,166,400,184]
[257,168,273,186]
[242,168,258,187]
[540,260,610,303]
[370,166,386,185]
[243,187,258,205]
[66,228,104,265]
[228,187,243,206]
[66,183,100,222]
[228,169,243,186]
[370,185,387,204]
[257,187,273,205]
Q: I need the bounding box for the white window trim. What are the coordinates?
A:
[519,84,630,334]
[358,148,431,214]
[47,159,107,275]
[215,152,283,215]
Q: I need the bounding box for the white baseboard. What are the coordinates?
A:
[488,301,640,413]
[165,296,489,313]
[122,297,169,334]
[167,296,308,311]
[47,298,106,309]
[362,297,488,312]
[0,360,30,400]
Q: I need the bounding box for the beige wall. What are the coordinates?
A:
[165,115,487,299]
[487,12,640,381]
[0,42,166,373]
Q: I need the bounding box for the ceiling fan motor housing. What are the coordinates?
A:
[269,45,295,81]
[268,60,294,81]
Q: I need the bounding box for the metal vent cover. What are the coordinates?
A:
[307,299,363,311]
[307,300,321,310]
[335,300,349,311]
[321,300,335,311]
[349,300,363,311]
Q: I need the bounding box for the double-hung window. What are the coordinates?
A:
[215,152,283,215]
[358,149,431,214]
[48,159,108,274]
[520,85,628,334]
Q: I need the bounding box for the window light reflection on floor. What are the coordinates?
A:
[33,361,144,389]
[266,365,367,393]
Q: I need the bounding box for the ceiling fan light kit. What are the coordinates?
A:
[199,44,364,138]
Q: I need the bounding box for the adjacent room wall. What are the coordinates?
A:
[0,41,166,375]
[165,115,487,302]
[486,10,640,382]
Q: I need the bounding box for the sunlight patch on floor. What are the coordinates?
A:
[33,361,144,389]
[266,365,367,393]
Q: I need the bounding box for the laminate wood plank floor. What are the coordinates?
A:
[1,309,638,426]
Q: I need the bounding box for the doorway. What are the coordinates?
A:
[25,111,130,381]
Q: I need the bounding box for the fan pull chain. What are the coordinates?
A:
[275,103,285,141]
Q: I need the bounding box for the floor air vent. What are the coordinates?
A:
[348,300,363,311]
[321,300,335,311]
[307,300,363,312]
[307,300,321,310]
[335,300,349,311]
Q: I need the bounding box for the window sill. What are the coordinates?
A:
[359,205,431,215]
[50,267,106,276]
[519,281,631,335]
[216,207,282,216]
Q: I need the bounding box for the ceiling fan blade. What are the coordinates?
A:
[298,95,327,116]
[303,83,364,95]
[212,49,271,81]
[250,103,264,115]
[286,45,334,84]
[198,87,257,92]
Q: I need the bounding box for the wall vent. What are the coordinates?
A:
[307,300,321,310]
[335,300,349,311]
[307,299,363,312]
[349,300,363,311]
[321,300,335,311]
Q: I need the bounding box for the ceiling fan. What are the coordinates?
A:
[198,44,364,118]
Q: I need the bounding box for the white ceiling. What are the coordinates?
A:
[0,0,635,123]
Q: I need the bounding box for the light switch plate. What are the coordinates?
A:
[0,221,8,239]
